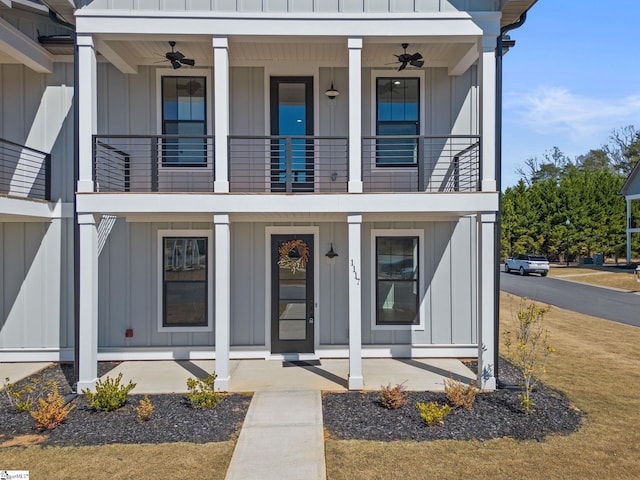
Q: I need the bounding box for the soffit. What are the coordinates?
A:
[105,38,477,70]
[500,0,537,28]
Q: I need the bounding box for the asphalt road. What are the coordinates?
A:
[500,269,640,327]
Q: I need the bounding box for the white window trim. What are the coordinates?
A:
[157,229,213,333]
[264,226,320,354]
[369,70,426,172]
[370,228,425,331]
[155,68,213,172]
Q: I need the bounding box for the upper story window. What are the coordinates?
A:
[161,76,207,166]
[376,78,420,166]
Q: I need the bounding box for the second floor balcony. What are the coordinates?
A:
[93,134,480,194]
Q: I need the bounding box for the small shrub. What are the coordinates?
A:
[30,383,75,430]
[503,298,555,413]
[416,401,451,426]
[379,382,407,409]
[444,376,477,411]
[3,376,43,413]
[186,373,222,410]
[136,395,154,422]
[83,373,136,412]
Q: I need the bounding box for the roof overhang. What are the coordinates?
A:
[40,0,75,25]
[621,161,640,196]
[0,16,54,72]
[500,0,538,28]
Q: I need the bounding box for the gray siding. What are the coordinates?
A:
[81,0,497,13]
[0,220,74,350]
[98,219,215,348]
[0,63,75,202]
[99,219,474,349]
[361,218,477,346]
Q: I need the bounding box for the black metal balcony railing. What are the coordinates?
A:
[362,135,480,192]
[228,136,349,193]
[93,135,215,192]
[0,138,51,200]
[92,134,480,194]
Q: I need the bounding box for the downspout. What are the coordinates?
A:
[73,32,79,392]
[495,11,529,389]
[43,8,80,392]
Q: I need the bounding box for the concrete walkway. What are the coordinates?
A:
[225,390,326,480]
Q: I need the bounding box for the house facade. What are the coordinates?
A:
[0,0,75,364]
[621,161,640,264]
[1,0,537,392]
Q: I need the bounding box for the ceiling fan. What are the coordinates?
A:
[164,41,195,69]
[393,43,424,71]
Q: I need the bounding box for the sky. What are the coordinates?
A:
[501,0,640,188]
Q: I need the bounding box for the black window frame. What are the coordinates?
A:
[375,236,420,326]
[375,77,420,167]
[161,75,208,168]
[162,236,209,328]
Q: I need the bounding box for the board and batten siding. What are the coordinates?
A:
[0,63,75,202]
[98,63,477,139]
[98,219,475,350]
[0,220,74,351]
[79,0,497,13]
[361,218,477,346]
[98,219,216,348]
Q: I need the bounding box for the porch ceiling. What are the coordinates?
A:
[100,36,479,72]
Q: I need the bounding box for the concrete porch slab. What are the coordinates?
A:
[101,358,475,394]
[0,362,51,388]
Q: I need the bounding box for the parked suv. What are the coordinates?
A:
[504,254,550,277]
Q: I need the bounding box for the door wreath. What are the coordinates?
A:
[278,239,310,274]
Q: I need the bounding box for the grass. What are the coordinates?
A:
[546,265,640,292]
[325,292,640,480]
[0,441,235,479]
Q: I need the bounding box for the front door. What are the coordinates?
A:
[271,234,314,354]
[270,76,314,192]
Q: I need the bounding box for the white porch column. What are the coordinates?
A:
[348,38,363,193]
[214,214,231,390]
[626,198,632,264]
[213,37,229,193]
[480,36,497,193]
[77,213,99,391]
[348,213,363,389]
[478,212,496,390]
[77,34,97,193]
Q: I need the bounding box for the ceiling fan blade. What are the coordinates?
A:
[180,58,195,66]
[170,60,182,69]
[410,59,424,68]
[409,52,423,61]
[397,62,407,72]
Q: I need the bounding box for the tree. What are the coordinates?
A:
[605,125,640,176]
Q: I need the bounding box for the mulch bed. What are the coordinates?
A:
[0,363,251,446]
[1,359,583,446]
[322,359,584,442]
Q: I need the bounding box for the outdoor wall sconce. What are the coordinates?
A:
[325,243,339,259]
[325,82,339,99]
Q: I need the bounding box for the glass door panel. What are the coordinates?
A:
[271,234,314,353]
[270,77,314,192]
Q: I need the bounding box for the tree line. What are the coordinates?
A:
[501,125,640,262]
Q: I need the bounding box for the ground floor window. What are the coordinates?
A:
[160,234,210,330]
[372,229,424,329]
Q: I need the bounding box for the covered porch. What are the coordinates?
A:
[0,358,476,393]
